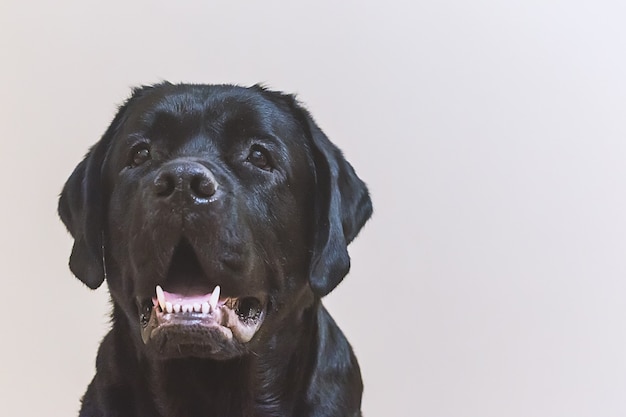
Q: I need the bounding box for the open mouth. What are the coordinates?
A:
[138,239,266,356]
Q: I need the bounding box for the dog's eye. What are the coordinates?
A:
[130,145,151,167]
[246,147,272,171]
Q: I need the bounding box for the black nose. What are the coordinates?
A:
[153,161,218,201]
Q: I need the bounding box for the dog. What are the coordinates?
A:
[58,83,372,417]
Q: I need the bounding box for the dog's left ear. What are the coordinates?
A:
[298,107,373,297]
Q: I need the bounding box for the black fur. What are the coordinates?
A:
[59,83,372,417]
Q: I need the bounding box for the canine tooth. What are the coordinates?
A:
[165,302,173,313]
[173,304,181,313]
[209,286,220,310]
[202,302,210,314]
[193,303,201,312]
[156,285,166,311]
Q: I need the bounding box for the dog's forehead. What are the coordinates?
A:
[122,85,302,144]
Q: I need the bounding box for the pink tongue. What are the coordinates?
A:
[162,290,213,305]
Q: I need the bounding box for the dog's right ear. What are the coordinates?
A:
[58,141,108,289]
[58,85,158,288]
[59,129,118,288]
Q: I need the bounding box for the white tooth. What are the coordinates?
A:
[156,285,166,311]
[209,286,220,310]
[202,302,210,314]
[183,305,191,313]
[165,302,173,313]
[193,303,201,312]
[173,304,181,313]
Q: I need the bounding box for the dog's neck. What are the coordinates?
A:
[108,300,318,417]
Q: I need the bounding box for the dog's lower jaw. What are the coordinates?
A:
[83,301,361,417]
[139,296,266,360]
[146,303,321,417]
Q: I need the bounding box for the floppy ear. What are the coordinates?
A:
[300,109,373,297]
[58,138,109,289]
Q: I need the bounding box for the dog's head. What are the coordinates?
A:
[59,83,371,360]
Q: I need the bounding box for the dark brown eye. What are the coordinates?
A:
[246,147,272,171]
[131,145,151,167]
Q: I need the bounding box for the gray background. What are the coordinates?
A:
[2,1,626,416]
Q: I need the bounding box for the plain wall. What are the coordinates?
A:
[2,1,626,416]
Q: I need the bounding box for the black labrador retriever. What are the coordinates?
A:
[58,83,372,417]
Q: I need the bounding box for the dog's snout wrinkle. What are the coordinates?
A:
[154,161,218,202]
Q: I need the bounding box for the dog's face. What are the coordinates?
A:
[59,84,371,360]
